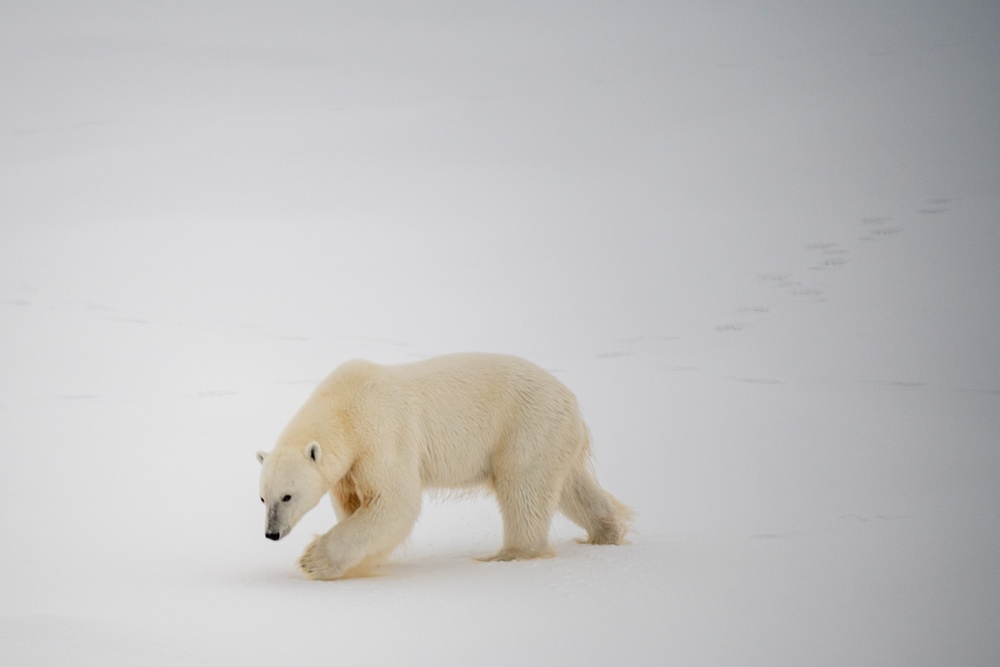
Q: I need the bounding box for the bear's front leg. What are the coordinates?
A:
[299,532,351,580]
[298,493,421,581]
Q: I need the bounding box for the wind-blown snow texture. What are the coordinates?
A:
[2,2,999,665]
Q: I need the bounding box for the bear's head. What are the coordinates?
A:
[256,441,328,541]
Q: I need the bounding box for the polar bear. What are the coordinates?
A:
[256,352,630,580]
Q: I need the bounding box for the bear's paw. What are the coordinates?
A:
[298,536,347,581]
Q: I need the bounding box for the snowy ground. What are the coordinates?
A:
[2,2,999,665]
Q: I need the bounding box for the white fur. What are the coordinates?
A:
[257,352,630,580]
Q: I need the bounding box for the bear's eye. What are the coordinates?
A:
[260,497,264,504]
[282,494,292,502]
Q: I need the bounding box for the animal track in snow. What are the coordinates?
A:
[596,350,636,359]
[757,196,953,310]
[714,323,752,332]
[757,273,793,284]
[918,197,956,215]
[733,377,784,385]
[862,226,904,241]
[596,335,678,358]
[810,256,850,270]
[712,305,771,337]
[804,240,852,272]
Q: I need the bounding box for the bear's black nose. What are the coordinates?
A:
[265,532,280,541]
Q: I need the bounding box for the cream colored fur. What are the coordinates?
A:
[257,352,630,580]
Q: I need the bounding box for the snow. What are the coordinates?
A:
[2,1,999,665]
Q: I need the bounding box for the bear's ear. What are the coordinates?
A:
[256,451,267,465]
[305,441,322,463]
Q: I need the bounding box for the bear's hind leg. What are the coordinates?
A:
[482,470,561,561]
[559,464,631,545]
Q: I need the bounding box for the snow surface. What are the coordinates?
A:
[2,1,999,665]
